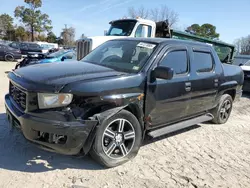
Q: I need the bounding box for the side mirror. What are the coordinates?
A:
[154,66,174,80]
[61,56,66,61]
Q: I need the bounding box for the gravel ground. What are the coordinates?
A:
[0,61,250,188]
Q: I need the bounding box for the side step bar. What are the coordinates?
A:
[148,114,214,138]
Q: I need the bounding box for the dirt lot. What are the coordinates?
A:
[0,61,250,188]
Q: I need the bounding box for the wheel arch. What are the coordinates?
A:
[80,96,145,155]
[218,81,237,101]
[222,89,236,101]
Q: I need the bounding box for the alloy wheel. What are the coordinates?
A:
[220,99,232,121]
[102,118,135,159]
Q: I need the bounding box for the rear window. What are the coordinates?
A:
[28,44,41,49]
[193,51,213,73]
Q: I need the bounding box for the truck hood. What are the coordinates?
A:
[13,61,126,86]
[88,36,128,50]
[240,65,250,71]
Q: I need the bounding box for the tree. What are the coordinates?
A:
[15,26,29,41]
[186,23,220,39]
[234,36,250,55]
[47,31,57,43]
[127,5,179,26]
[0,14,14,40]
[150,5,179,26]
[14,0,52,41]
[128,6,149,19]
[61,26,75,46]
[37,33,46,41]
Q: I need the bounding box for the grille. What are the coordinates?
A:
[10,82,27,110]
[76,39,91,60]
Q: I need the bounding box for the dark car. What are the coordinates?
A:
[0,44,22,61]
[9,42,44,55]
[4,38,244,167]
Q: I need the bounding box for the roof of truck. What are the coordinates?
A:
[110,37,213,47]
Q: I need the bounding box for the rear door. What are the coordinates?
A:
[188,47,219,115]
[146,45,191,128]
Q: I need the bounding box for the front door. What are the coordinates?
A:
[145,46,191,128]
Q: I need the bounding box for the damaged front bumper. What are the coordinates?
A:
[5,94,98,155]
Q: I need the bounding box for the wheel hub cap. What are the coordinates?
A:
[115,133,123,143]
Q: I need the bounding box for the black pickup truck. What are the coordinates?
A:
[4,38,243,167]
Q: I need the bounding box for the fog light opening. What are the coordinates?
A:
[53,134,67,144]
[38,132,67,144]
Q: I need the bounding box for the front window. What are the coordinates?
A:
[106,20,137,36]
[160,50,188,75]
[81,40,157,73]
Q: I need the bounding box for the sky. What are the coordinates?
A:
[0,0,249,44]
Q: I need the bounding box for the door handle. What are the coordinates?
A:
[185,82,191,92]
[214,79,219,87]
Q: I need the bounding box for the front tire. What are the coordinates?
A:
[90,110,142,168]
[211,94,233,124]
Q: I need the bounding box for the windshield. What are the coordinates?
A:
[81,40,157,73]
[244,60,250,66]
[106,20,137,36]
[47,50,68,58]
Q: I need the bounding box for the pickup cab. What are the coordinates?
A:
[4,38,244,167]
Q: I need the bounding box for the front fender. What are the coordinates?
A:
[80,93,145,155]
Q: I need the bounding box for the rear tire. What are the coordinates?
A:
[90,110,142,168]
[5,54,14,61]
[210,94,233,124]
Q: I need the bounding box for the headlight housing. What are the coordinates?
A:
[38,93,73,109]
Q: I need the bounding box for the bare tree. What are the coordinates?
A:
[127,5,179,26]
[128,7,137,18]
[234,36,250,55]
[61,26,75,46]
[151,5,179,26]
[150,8,160,22]
[128,6,149,19]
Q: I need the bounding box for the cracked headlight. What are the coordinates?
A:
[38,93,73,109]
